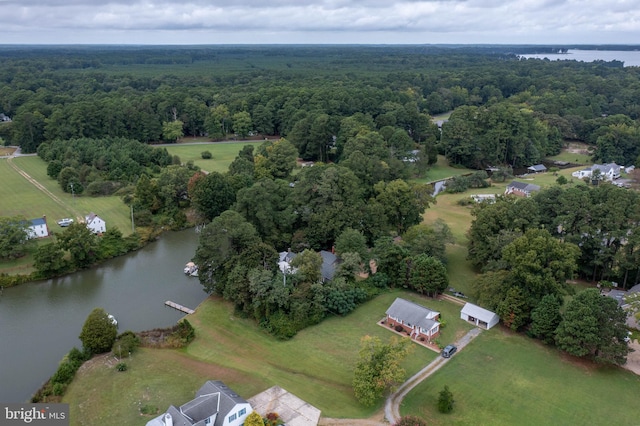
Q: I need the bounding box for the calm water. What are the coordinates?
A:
[520,49,640,67]
[0,229,206,402]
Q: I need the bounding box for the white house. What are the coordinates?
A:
[146,380,252,426]
[27,217,49,239]
[85,213,106,234]
[571,163,622,181]
[460,302,499,330]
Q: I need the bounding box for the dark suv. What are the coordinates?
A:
[441,344,457,358]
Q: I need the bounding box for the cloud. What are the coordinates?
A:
[0,0,638,44]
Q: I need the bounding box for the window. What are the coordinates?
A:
[229,413,237,422]
[205,419,211,425]
[239,408,247,416]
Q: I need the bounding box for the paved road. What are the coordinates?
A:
[385,327,482,424]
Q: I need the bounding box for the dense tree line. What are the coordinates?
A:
[191,143,449,338]
[3,46,640,170]
[467,185,636,364]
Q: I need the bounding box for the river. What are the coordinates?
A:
[519,49,640,67]
[0,229,206,403]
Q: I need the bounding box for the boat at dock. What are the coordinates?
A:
[183,262,198,277]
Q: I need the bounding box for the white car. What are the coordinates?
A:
[57,218,74,227]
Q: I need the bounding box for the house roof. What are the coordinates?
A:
[386,298,439,331]
[592,163,621,174]
[506,180,540,193]
[146,381,249,426]
[29,217,46,226]
[320,250,338,281]
[527,164,547,172]
[461,302,498,323]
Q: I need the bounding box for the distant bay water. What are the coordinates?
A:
[520,49,640,67]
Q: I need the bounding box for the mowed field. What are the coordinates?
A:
[163,140,266,173]
[401,328,640,425]
[0,156,131,233]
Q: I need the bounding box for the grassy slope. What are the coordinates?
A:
[64,291,473,425]
[401,329,640,425]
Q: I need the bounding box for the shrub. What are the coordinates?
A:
[116,362,128,372]
[438,385,455,413]
[52,383,66,396]
[201,151,212,159]
[395,325,404,332]
[51,361,77,385]
[140,404,158,415]
[394,416,428,426]
[112,331,141,358]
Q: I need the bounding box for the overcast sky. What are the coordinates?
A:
[0,0,638,45]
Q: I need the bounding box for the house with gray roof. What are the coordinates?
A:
[527,164,547,173]
[146,380,252,426]
[505,180,541,197]
[277,249,339,283]
[572,163,622,181]
[385,298,440,342]
[460,302,499,330]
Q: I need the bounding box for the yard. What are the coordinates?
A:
[401,327,640,425]
[63,290,473,425]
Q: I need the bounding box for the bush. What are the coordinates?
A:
[201,151,212,159]
[395,325,404,332]
[116,362,128,372]
[112,331,141,358]
[51,361,77,385]
[140,404,158,415]
[438,385,455,413]
[394,416,428,426]
[52,383,66,397]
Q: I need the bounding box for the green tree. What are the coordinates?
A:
[162,120,184,142]
[57,222,100,268]
[33,242,68,278]
[194,210,261,294]
[529,294,563,344]
[189,172,236,221]
[555,288,630,365]
[232,111,252,139]
[335,228,368,261]
[496,286,529,331]
[374,180,431,234]
[79,308,118,354]
[0,216,30,260]
[352,335,413,407]
[437,385,455,413]
[290,249,323,284]
[408,254,448,297]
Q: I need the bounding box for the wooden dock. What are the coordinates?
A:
[165,300,195,314]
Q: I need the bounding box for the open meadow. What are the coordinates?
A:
[163,140,265,173]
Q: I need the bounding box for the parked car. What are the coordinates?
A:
[453,291,467,298]
[57,218,74,227]
[441,344,457,358]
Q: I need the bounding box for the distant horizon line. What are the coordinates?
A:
[0,43,639,47]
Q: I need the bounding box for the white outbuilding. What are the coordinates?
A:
[461,302,499,330]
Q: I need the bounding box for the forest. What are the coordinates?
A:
[1,45,639,345]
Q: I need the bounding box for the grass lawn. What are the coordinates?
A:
[163,141,265,173]
[64,290,474,425]
[415,156,475,184]
[401,328,640,425]
[546,141,594,165]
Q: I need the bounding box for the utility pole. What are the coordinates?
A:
[69,182,75,205]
